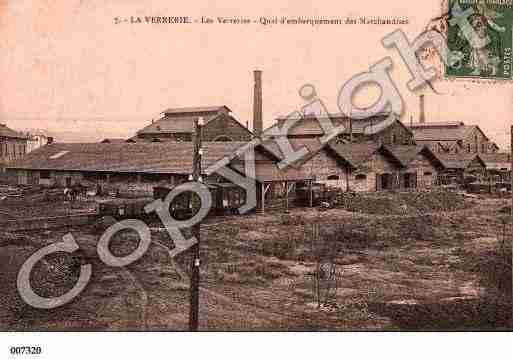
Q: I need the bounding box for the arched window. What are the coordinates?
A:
[355,174,367,180]
[213,135,233,142]
[327,175,339,180]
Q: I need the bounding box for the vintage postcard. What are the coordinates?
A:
[0,0,511,357]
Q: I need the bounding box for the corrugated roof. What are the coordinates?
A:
[6,142,245,174]
[0,124,26,139]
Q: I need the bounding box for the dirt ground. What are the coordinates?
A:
[0,195,511,331]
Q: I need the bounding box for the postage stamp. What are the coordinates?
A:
[445,0,513,80]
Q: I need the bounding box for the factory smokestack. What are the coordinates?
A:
[253,70,263,135]
[419,94,426,124]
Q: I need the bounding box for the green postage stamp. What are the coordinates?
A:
[446,0,513,80]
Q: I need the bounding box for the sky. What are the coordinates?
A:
[0,0,511,148]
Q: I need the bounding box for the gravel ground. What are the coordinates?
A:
[0,196,510,330]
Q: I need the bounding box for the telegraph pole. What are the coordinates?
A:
[189,116,203,331]
[349,111,353,143]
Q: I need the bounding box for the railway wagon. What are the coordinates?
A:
[98,182,249,219]
[98,198,153,219]
[153,183,248,216]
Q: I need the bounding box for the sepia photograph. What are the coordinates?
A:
[0,0,511,357]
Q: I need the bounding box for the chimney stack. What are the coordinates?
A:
[419,94,426,123]
[253,70,263,135]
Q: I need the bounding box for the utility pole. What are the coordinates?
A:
[349,111,353,143]
[189,116,203,331]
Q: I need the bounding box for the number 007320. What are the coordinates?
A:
[9,346,42,355]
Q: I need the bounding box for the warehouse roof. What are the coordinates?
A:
[435,153,486,170]
[136,111,250,137]
[138,114,219,135]
[327,142,385,168]
[162,105,231,115]
[267,113,401,137]
[383,144,444,168]
[6,142,245,174]
[406,122,488,142]
[0,124,27,139]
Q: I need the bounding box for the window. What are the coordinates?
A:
[40,170,51,179]
[424,171,432,176]
[327,175,340,180]
[392,134,397,145]
[355,174,367,180]
[467,144,471,153]
[481,143,485,153]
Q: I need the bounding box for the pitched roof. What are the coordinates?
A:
[408,121,464,128]
[136,112,248,136]
[100,138,128,144]
[258,137,329,166]
[383,144,444,169]
[0,124,26,139]
[326,142,382,168]
[480,153,511,163]
[162,105,230,115]
[267,113,397,137]
[383,145,426,166]
[137,114,218,135]
[6,142,245,174]
[435,153,485,170]
[406,122,488,142]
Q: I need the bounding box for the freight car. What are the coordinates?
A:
[98,182,249,219]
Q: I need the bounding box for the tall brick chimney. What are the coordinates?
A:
[253,70,263,135]
[419,94,426,123]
